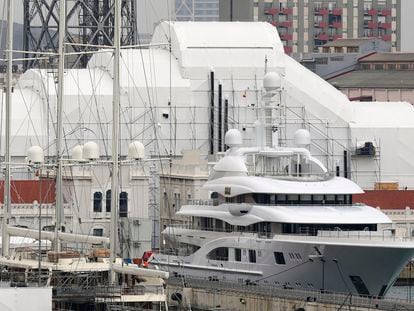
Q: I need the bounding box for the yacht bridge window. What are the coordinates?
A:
[282,223,377,235]
[252,193,353,205]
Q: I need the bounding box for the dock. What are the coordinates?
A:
[166,277,414,311]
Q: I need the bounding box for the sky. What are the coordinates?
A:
[0,0,413,51]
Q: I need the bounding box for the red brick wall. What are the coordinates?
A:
[0,180,55,204]
[354,190,414,209]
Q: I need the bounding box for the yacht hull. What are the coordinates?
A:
[155,235,414,297]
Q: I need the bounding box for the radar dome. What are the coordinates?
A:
[27,146,44,164]
[128,141,145,160]
[294,129,311,146]
[71,145,83,161]
[83,141,99,160]
[225,129,242,147]
[263,72,281,91]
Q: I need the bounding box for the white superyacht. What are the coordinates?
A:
[154,128,414,297]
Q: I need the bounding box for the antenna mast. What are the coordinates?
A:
[109,0,121,284]
[2,0,14,257]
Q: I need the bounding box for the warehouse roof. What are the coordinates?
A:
[329,70,414,89]
[360,52,414,63]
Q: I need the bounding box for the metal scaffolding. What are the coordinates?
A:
[23,0,137,69]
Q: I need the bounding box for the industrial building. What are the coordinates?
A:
[328,52,414,103]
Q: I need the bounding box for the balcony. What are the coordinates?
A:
[264,8,278,16]
[280,7,293,15]
[333,34,343,40]
[381,35,391,41]
[367,21,378,29]
[380,9,392,16]
[280,20,293,28]
[367,9,378,16]
[284,46,293,54]
[378,22,391,29]
[316,21,328,28]
[315,33,329,41]
[332,21,342,28]
[315,8,329,15]
[280,33,293,41]
[332,8,342,16]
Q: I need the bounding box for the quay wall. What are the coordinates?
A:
[167,285,380,311]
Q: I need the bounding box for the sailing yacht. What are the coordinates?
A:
[0,0,168,309]
[154,127,414,297]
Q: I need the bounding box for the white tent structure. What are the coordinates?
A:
[2,21,414,190]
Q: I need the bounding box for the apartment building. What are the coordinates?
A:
[221,0,401,54]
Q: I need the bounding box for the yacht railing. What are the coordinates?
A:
[164,224,414,242]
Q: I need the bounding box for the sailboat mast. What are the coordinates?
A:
[2,0,13,257]
[109,0,121,284]
[55,0,66,252]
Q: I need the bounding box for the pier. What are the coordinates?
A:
[166,277,414,311]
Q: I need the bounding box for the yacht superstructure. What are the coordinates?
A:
[154,128,414,297]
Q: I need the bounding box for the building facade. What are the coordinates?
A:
[300,38,390,79]
[328,52,414,104]
[159,150,209,239]
[250,0,401,54]
[176,0,220,21]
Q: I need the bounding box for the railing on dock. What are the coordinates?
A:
[168,275,414,311]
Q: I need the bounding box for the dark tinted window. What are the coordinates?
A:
[207,247,229,261]
[249,250,256,263]
[106,190,111,212]
[93,192,102,212]
[235,248,241,262]
[274,252,286,265]
[119,192,128,217]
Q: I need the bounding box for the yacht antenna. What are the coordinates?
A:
[1,0,13,257]
[109,0,121,284]
[55,0,66,252]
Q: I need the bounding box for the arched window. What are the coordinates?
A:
[119,192,128,218]
[93,192,102,212]
[106,190,111,212]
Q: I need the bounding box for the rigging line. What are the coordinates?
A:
[10,80,42,147]
[253,259,313,283]
[334,259,352,294]
[132,31,169,155]
[63,132,83,234]
[85,61,111,159]
[68,167,110,274]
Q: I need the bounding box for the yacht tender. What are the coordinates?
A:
[154,129,414,297]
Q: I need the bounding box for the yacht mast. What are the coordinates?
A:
[55,0,66,252]
[109,0,121,284]
[2,0,13,257]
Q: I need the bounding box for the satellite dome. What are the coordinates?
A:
[225,129,242,147]
[263,72,281,91]
[71,145,83,161]
[83,141,99,160]
[27,146,44,164]
[128,141,145,160]
[294,129,311,146]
